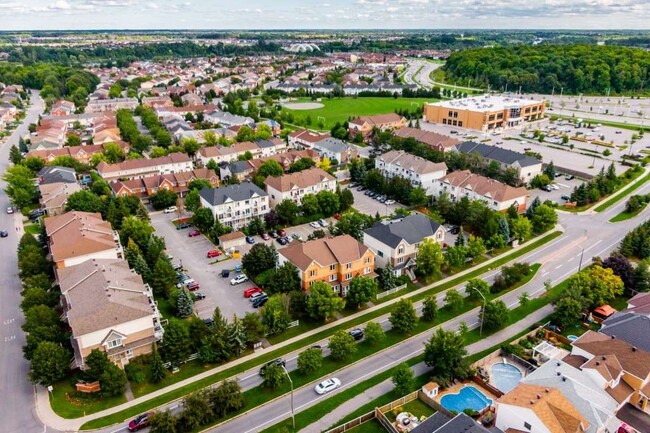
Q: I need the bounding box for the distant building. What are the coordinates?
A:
[453,141,543,183]
[375,150,448,195]
[423,95,545,131]
[85,97,139,113]
[348,113,407,140]
[109,168,219,201]
[199,182,270,230]
[96,152,193,181]
[37,166,77,185]
[393,127,460,153]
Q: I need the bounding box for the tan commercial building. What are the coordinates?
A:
[423,95,545,131]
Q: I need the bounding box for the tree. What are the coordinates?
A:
[364,321,385,346]
[266,262,301,294]
[9,145,23,164]
[416,238,445,277]
[288,157,316,173]
[389,298,417,334]
[635,260,650,293]
[262,363,287,388]
[150,345,166,383]
[149,410,177,433]
[444,245,467,268]
[466,236,487,262]
[257,160,284,179]
[316,190,340,217]
[192,208,215,233]
[162,321,191,365]
[228,316,247,357]
[408,187,428,207]
[208,380,244,418]
[306,282,345,321]
[466,278,490,301]
[498,216,510,242]
[518,292,530,308]
[602,253,635,291]
[526,196,541,219]
[176,289,194,318]
[242,312,265,343]
[329,330,357,361]
[242,243,278,278]
[29,341,70,385]
[510,217,532,242]
[424,328,469,379]
[347,276,379,308]
[119,216,154,251]
[530,204,558,233]
[20,287,58,311]
[66,134,81,146]
[275,199,300,225]
[444,289,464,312]
[62,190,102,213]
[149,189,178,210]
[151,257,177,297]
[184,189,201,213]
[392,363,414,396]
[260,294,291,335]
[544,161,556,179]
[318,156,331,172]
[178,391,213,430]
[301,194,321,216]
[480,300,509,331]
[379,264,398,290]
[331,212,374,240]
[554,295,584,327]
[297,348,323,375]
[99,362,128,397]
[422,295,438,322]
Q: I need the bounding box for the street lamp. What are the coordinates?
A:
[281,365,295,431]
[469,286,486,336]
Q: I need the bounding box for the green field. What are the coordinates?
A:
[282,97,434,131]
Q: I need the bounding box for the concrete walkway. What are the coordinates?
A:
[36,229,560,431]
[300,305,553,433]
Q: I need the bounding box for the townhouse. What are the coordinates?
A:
[363,213,445,279]
[51,100,76,116]
[59,259,163,370]
[432,170,529,213]
[393,127,461,153]
[154,104,218,119]
[453,141,543,184]
[375,150,448,195]
[110,168,219,201]
[85,97,139,113]
[96,152,194,181]
[277,235,375,296]
[27,142,130,165]
[39,182,81,216]
[199,182,270,230]
[196,138,286,165]
[348,113,407,140]
[204,110,255,128]
[310,137,358,164]
[288,129,330,149]
[44,211,124,270]
[247,149,321,173]
[264,167,337,207]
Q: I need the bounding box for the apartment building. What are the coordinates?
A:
[278,235,375,296]
[423,95,545,131]
[44,211,123,270]
[310,137,359,164]
[432,170,528,213]
[393,127,461,153]
[375,150,448,195]
[27,142,130,165]
[59,259,163,369]
[363,213,445,279]
[288,129,331,150]
[96,152,193,181]
[264,167,337,207]
[196,139,287,165]
[109,168,219,201]
[348,113,407,139]
[199,182,270,230]
[453,141,543,183]
[85,97,139,113]
[247,149,321,173]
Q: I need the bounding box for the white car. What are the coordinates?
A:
[385,199,396,205]
[164,206,177,214]
[315,378,341,395]
[6,207,13,214]
[309,221,321,229]
[318,219,329,228]
[230,274,248,285]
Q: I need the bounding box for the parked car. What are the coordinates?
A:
[292,233,303,241]
[269,231,279,239]
[310,221,321,229]
[249,291,267,302]
[29,208,46,220]
[448,225,460,235]
[541,185,553,192]
[6,207,13,214]
[549,184,559,190]
[364,190,372,196]
[187,282,200,291]
[277,229,286,237]
[356,186,365,191]
[246,236,256,244]
[221,269,230,278]
[318,219,329,227]
[176,222,191,230]
[277,237,288,245]
[252,295,269,308]
[348,328,364,341]
[177,278,195,288]
[230,274,248,285]
[188,230,201,237]
[565,175,575,180]
[261,233,270,240]
[128,412,154,431]
[163,206,177,214]
[244,287,263,298]
[203,318,214,327]
[194,292,206,300]
[561,194,571,201]
[207,249,222,258]
[0,230,8,238]
[385,199,396,205]
[315,378,341,395]
[172,263,183,271]
[259,358,285,375]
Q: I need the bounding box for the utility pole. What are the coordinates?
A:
[469,286,487,336]
[281,366,295,431]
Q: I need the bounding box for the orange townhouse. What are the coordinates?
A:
[348,113,407,141]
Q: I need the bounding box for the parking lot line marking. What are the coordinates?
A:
[555,264,563,269]
[556,183,570,188]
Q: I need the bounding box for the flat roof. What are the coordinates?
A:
[427,94,544,113]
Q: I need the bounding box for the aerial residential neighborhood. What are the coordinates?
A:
[1,11,650,433]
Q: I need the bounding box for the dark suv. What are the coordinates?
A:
[259,358,286,375]
[348,328,364,341]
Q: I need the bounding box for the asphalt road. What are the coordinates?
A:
[0,91,53,433]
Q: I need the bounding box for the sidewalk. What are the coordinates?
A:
[35,231,562,431]
[300,305,553,433]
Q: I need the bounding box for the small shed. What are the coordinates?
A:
[218,231,246,250]
[593,305,617,322]
[421,382,439,398]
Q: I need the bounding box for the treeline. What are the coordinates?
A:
[443,45,650,94]
[0,62,98,108]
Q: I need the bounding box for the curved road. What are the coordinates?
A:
[0,91,53,433]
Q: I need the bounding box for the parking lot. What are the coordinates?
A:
[344,184,405,216]
[150,212,257,320]
[527,174,584,205]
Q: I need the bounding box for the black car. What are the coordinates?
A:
[203,317,214,327]
[252,295,269,308]
[29,208,46,220]
[561,194,571,201]
[259,358,286,375]
[448,225,460,235]
[277,237,288,245]
[176,222,191,230]
[221,269,230,278]
[348,328,364,341]
[0,230,7,238]
[565,175,575,181]
[194,292,206,300]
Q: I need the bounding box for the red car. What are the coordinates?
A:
[244,287,263,298]
[277,229,286,237]
[261,233,270,240]
[207,249,222,258]
[188,230,201,237]
[187,282,200,291]
[128,412,154,431]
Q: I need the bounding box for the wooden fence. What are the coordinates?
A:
[376,283,408,300]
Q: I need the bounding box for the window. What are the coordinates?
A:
[442,119,447,125]
[458,121,463,127]
[378,251,384,258]
[398,246,404,255]
[329,274,336,282]
[448,110,453,117]
[346,263,352,270]
[452,120,457,126]
[364,267,371,274]
[107,338,122,349]
[125,349,133,357]
[524,422,532,430]
[330,264,336,271]
[345,272,352,280]
[309,270,316,277]
[365,257,370,264]
[397,257,404,264]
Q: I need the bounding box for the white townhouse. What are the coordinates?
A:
[264,167,337,207]
[375,150,448,196]
[199,182,270,230]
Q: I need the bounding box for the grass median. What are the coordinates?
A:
[79,232,559,429]
[596,172,650,213]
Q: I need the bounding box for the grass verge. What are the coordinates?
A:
[609,205,647,222]
[595,172,650,212]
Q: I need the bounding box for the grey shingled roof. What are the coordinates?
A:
[227,160,254,174]
[363,212,442,249]
[37,166,77,184]
[412,412,494,433]
[314,137,353,153]
[456,141,540,167]
[199,182,267,206]
[600,312,650,353]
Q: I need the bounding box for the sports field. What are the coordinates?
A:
[281,97,435,130]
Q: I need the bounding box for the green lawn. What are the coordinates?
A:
[551,114,650,133]
[49,377,127,419]
[595,172,650,212]
[282,97,434,131]
[609,205,647,222]
[23,224,40,235]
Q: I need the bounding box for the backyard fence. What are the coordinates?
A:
[376,283,408,300]
[322,412,375,433]
[288,320,300,329]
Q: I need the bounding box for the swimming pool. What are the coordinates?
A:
[439,386,493,413]
[490,362,522,393]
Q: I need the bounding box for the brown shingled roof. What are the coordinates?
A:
[572,330,650,379]
[350,113,404,127]
[264,167,335,193]
[278,234,369,271]
[440,170,528,202]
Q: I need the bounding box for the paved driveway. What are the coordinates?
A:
[345,185,405,217]
[150,213,257,320]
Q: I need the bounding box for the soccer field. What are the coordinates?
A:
[281,97,435,130]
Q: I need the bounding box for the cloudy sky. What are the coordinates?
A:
[0,0,648,30]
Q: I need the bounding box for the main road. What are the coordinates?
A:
[0,91,53,433]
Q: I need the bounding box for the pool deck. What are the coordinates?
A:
[487,360,527,391]
[436,382,499,406]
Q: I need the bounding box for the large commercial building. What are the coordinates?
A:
[423,95,545,131]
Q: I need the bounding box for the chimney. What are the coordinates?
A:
[633,346,637,351]
[611,335,615,339]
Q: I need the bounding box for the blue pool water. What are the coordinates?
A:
[490,362,522,393]
[440,386,493,413]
